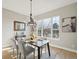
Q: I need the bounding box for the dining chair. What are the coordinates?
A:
[17,38,35,59]
[10,38,19,59]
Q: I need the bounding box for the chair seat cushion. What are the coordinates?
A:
[24,46,35,56]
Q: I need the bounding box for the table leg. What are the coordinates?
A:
[38,47,40,59]
[47,43,51,56]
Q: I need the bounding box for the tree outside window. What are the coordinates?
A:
[52,16,59,38]
[37,20,43,36]
[42,18,51,37]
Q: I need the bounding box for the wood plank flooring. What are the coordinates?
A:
[2,46,77,59]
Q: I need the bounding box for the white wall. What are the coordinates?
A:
[2,8,31,48]
[35,3,77,52]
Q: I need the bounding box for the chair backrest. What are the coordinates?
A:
[17,38,25,55]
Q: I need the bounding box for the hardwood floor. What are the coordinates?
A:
[2,46,77,59]
[2,49,11,59]
[50,47,77,59]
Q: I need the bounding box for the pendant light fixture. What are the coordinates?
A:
[27,0,36,26]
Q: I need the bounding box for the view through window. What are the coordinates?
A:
[37,16,60,39]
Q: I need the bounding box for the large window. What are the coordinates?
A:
[37,16,60,39]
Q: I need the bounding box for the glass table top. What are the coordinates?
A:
[26,39,49,47]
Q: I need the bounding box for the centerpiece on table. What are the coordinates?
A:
[30,33,36,41]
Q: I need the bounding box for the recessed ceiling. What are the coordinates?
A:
[3,0,77,16]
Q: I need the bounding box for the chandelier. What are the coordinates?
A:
[27,0,36,26]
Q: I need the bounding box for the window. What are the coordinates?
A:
[37,16,60,39]
[43,18,51,37]
[37,20,42,36]
[52,16,60,38]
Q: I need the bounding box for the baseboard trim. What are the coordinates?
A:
[49,44,77,53]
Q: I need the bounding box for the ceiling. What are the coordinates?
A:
[3,0,76,16]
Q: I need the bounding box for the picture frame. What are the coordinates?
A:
[62,16,76,32]
[14,21,26,31]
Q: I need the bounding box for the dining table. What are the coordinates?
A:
[26,39,51,59]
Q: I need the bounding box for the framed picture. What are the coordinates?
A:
[14,21,26,31]
[62,16,76,32]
